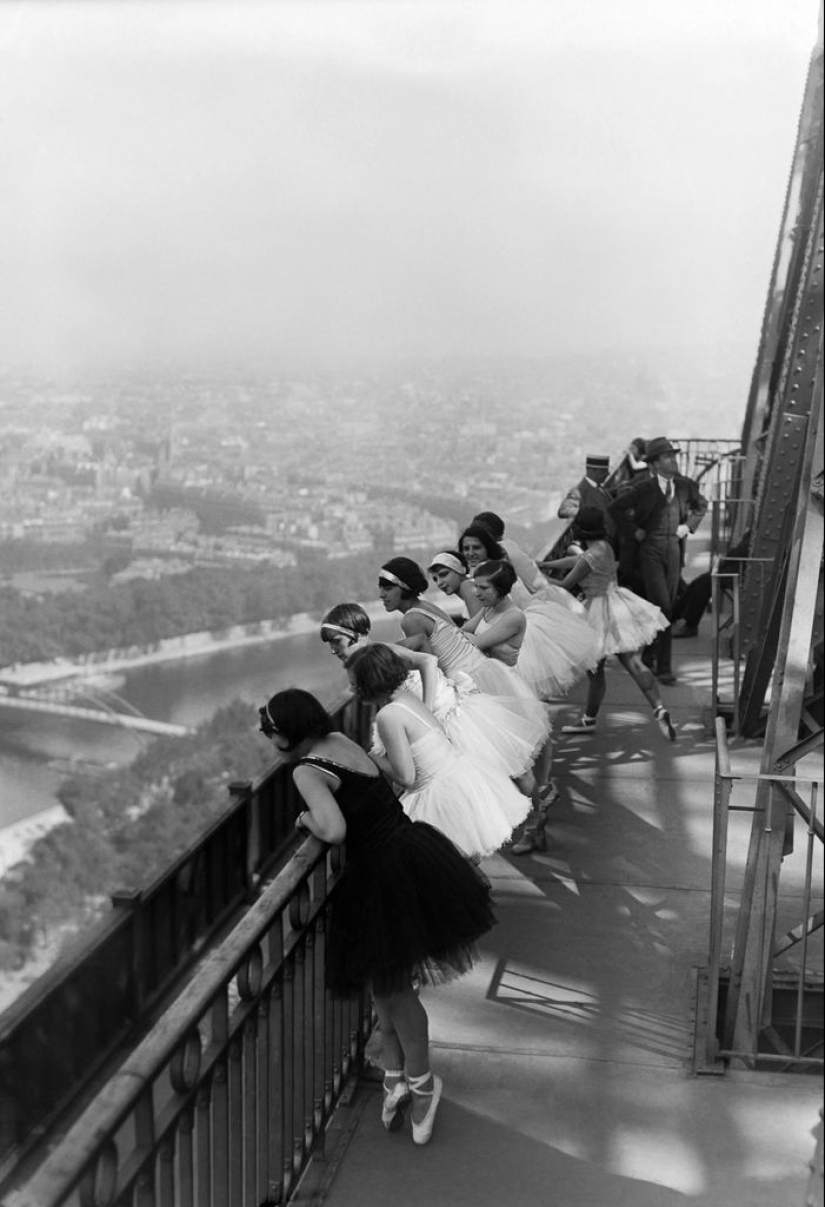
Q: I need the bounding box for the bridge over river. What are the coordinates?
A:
[0,695,190,737]
[0,669,191,737]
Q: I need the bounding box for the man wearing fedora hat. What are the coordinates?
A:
[558,453,616,541]
[608,437,707,684]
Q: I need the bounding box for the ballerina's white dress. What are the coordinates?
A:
[470,591,598,701]
[389,666,538,785]
[576,539,668,657]
[379,696,531,860]
[402,609,551,756]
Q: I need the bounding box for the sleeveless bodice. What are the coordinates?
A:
[298,757,407,857]
[475,607,524,666]
[581,541,618,600]
[383,699,459,791]
[406,608,488,678]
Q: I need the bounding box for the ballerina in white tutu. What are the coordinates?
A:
[319,601,537,796]
[471,511,587,615]
[347,643,532,861]
[539,506,676,741]
[459,525,598,700]
[427,549,483,619]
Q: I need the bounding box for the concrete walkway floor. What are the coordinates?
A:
[305,632,824,1207]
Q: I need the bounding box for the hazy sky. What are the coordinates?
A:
[0,0,818,373]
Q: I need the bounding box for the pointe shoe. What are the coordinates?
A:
[510,823,547,856]
[381,1073,411,1132]
[561,715,597,734]
[654,706,676,741]
[537,780,560,807]
[409,1072,443,1145]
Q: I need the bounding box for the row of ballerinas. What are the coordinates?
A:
[255,507,678,1143]
[310,504,675,859]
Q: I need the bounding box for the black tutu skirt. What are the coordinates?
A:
[299,757,496,996]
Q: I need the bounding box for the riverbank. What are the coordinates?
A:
[0,601,395,687]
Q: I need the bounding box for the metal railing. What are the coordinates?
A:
[0,694,373,1192]
[709,558,773,736]
[699,717,823,1073]
[2,834,369,1207]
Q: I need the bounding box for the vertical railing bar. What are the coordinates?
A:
[296,933,308,1164]
[711,573,720,723]
[267,975,284,1206]
[211,993,230,1207]
[794,782,818,1058]
[241,1013,257,1207]
[195,1079,211,1207]
[707,717,733,1068]
[755,796,775,1051]
[177,1106,194,1207]
[731,576,741,735]
[158,1131,175,1207]
[254,993,269,1206]
[283,957,295,1198]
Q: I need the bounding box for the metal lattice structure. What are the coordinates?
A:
[697,38,825,1081]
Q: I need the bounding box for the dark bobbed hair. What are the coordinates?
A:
[471,511,505,541]
[572,506,607,540]
[320,601,371,644]
[345,643,409,704]
[260,688,333,750]
[472,559,517,597]
[458,523,505,560]
[378,556,428,598]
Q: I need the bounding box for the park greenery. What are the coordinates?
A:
[0,700,279,971]
[0,548,401,666]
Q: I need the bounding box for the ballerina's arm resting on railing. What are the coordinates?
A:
[291,765,348,844]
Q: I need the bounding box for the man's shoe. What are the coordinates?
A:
[656,671,677,685]
[561,715,597,734]
[672,623,698,638]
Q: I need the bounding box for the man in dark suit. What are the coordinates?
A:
[558,453,616,543]
[608,436,707,684]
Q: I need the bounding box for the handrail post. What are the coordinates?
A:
[706,717,733,1068]
[110,888,144,1023]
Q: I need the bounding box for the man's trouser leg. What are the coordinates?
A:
[639,542,680,675]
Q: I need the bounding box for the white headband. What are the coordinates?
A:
[320,622,359,640]
[428,552,466,575]
[379,569,411,590]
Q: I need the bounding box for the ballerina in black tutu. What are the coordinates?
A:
[258,688,495,1146]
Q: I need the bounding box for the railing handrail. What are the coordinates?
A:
[2,834,334,1207]
[0,690,372,1189]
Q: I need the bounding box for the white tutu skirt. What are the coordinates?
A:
[460,658,552,749]
[433,671,546,780]
[515,600,600,699]
[532,579,587,615]
[402,743,532,860]
[584,585,669,658]
[377,670,544,783]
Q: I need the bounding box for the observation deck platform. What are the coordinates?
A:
[306,628,823,1207]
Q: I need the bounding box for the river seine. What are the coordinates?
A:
[0,616,400,829]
